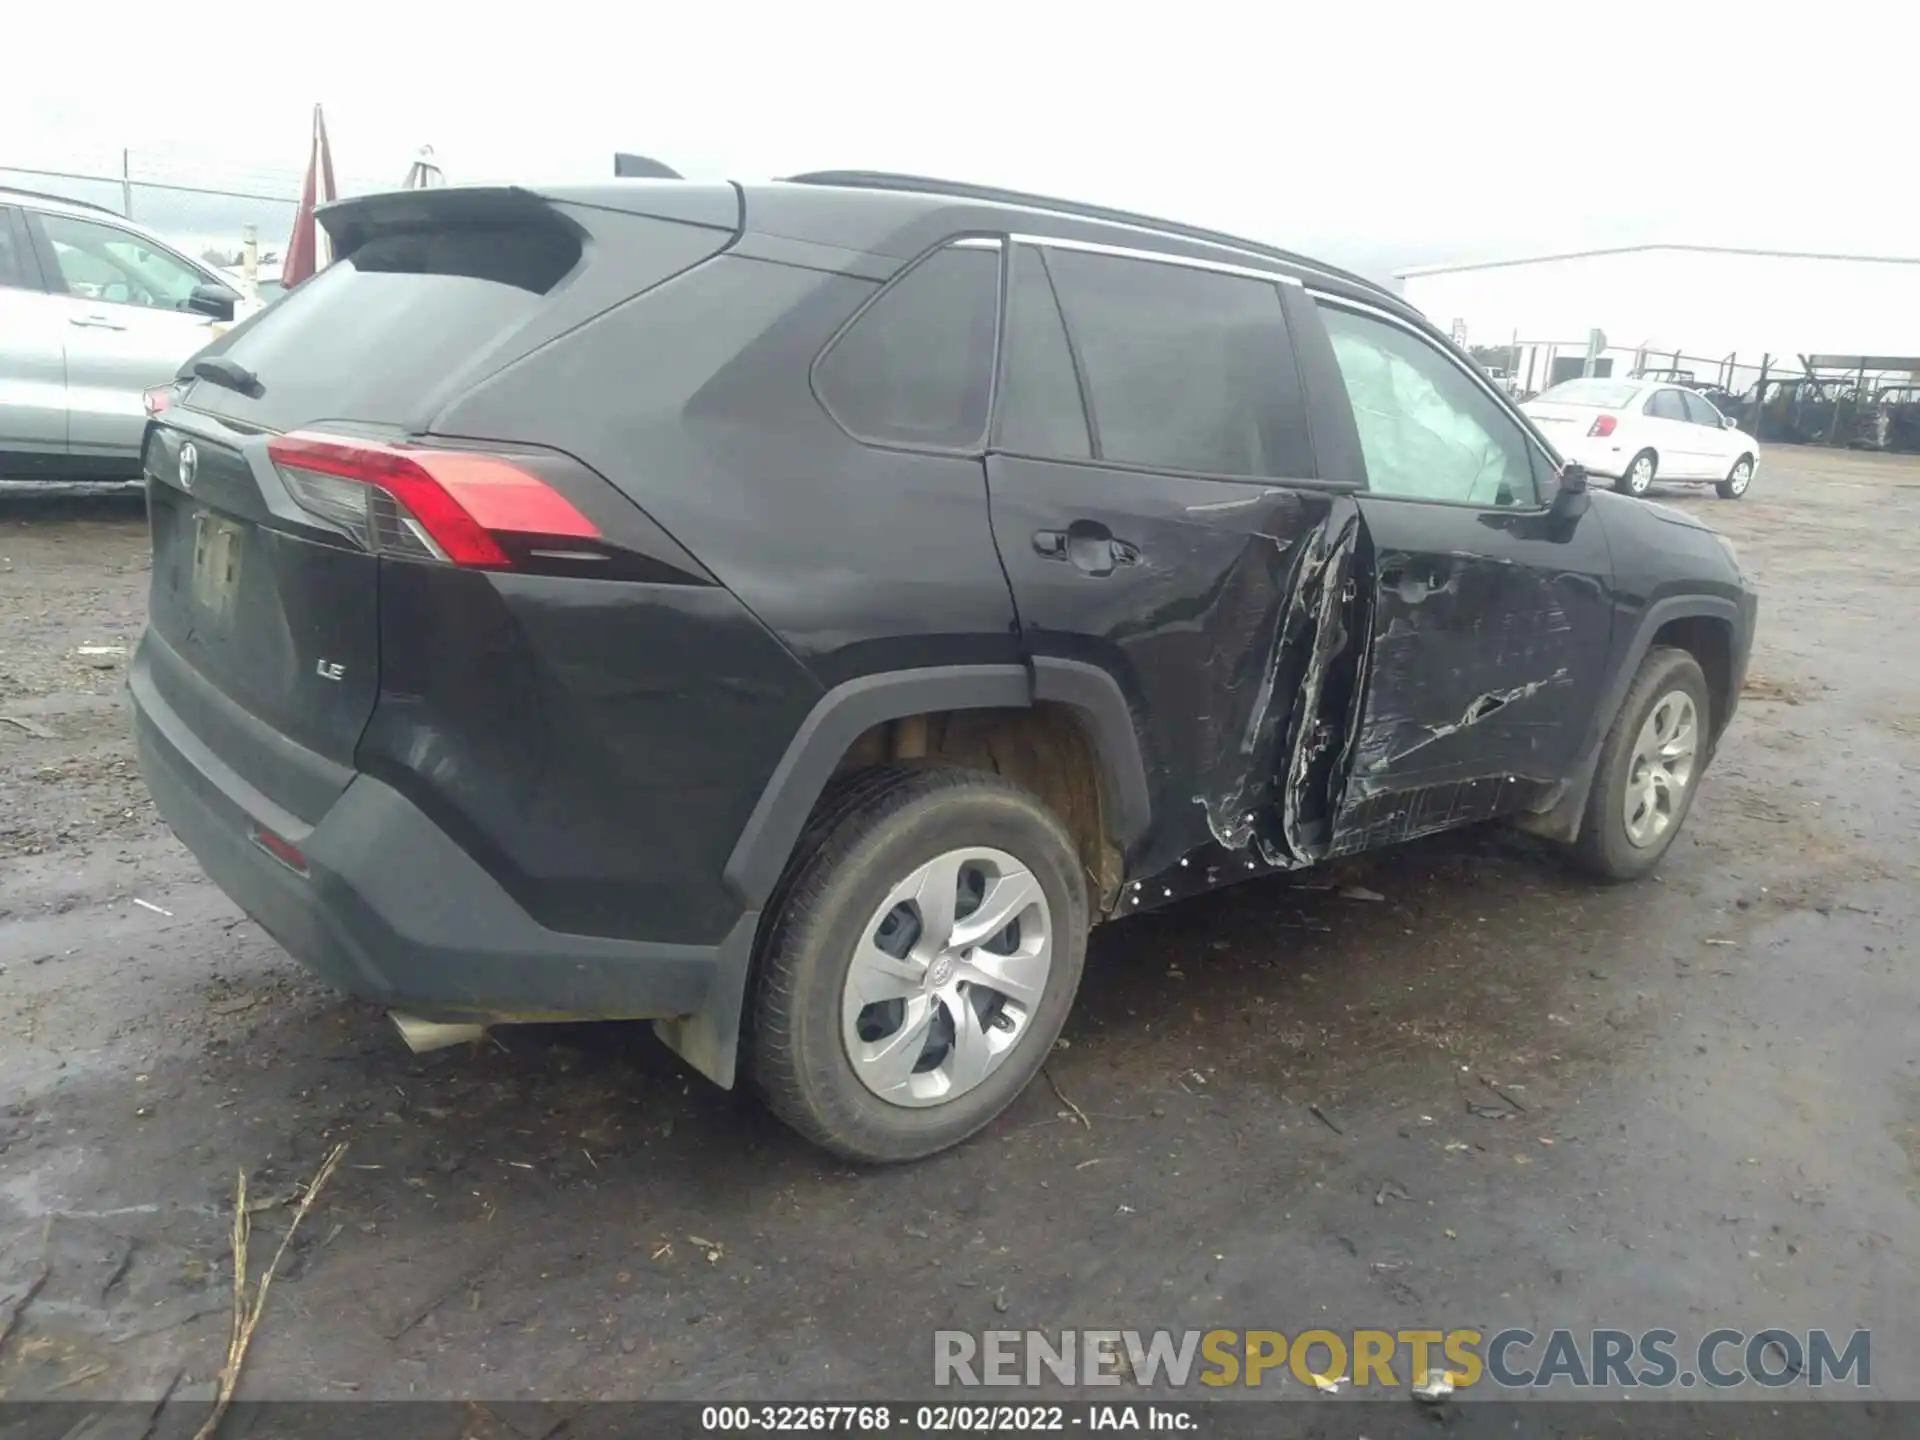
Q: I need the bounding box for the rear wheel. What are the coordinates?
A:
[749,765,1088,1163]
[1716,455,1754,499]
[1618,450,1657,496]
[1570,647,1711,881]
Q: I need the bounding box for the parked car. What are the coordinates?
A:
[1524,376,1760,498]
[133,173,1757,1162]
[0,187,251,481]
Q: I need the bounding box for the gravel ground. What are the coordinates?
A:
[1,449,1915,1418]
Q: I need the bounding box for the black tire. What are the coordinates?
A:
[1617,449,1657,496]
[748,764,1089,1163]
[1716,454,1755,500]
[1570,647,1711,881]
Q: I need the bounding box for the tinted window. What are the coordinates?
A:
[1646,389,1688,421]
[1043,248,1310,478]
[1680,389,1722,426]
[816,244,1000,450]
[38,212,208,311]
[0,209,27,289]
[997,245,1090,459]
[193,217,631,430]
[1318,303,1537,507]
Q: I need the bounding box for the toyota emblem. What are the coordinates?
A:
[178,442,198,491]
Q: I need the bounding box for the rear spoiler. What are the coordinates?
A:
[317,181,740,259]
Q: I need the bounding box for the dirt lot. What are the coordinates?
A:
[1,450,1916,1413]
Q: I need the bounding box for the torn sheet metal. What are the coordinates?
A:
[1191,495,1366,871]
[1122,491,1616,910]
[1321,502,1616,857]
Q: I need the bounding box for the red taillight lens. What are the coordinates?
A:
[144,385,177,416]
[1587,414,1618,438]
[266,431,600,569]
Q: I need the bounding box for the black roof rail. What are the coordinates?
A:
[0,183,121,217]
[783,169,1391,300]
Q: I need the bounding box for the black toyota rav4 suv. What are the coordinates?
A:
[133,172,1756,1162]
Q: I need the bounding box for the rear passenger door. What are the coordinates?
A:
[985,239,1355,879]
[1300,298,1616,853]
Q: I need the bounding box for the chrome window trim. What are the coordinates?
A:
[997,204,1355,286]
[1009,232,1304,288]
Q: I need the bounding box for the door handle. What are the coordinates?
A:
[1378,557,1452,602]
[69,314,126,331]
[1033,520,1138,577]
[1033,530,1068,560]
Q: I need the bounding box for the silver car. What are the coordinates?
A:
[0,188,249,481]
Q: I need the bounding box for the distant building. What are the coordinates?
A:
[1397,244,1920,394]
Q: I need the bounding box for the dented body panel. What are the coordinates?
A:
[1328,494,1616,855]
[985,453,1352,881]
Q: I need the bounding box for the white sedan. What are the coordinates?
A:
[1523,377,1759,499]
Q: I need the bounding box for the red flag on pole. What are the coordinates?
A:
[282,104,337,289]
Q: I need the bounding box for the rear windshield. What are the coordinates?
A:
[1535,379,1641,408]
[191,223,579,430]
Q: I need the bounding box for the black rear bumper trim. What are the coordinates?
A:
[133,675,750,1026]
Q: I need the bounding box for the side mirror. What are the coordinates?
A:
[1550,462,1590,524]
[187,283,238,323]
[1722,415,1739,429]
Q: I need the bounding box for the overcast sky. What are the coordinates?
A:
[4,1,1912,278]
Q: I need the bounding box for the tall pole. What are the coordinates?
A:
[120,148,133,219]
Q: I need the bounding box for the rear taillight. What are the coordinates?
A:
[266,431,600,570]
[144,385,177,416]
[1588,415,1618,437]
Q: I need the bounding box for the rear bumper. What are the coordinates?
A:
[131,646,753,1026]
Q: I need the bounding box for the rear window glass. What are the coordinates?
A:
[1535,379,1641,407]
[193,223,583,428]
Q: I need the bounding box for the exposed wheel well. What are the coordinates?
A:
[832,705,1124,914]
[1650,616,1735,743]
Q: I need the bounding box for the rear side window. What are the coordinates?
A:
[996,245,1091,459]
[1646,389,1688,421]
[1042,248,1311,479]
[0,208,29,289]
[815,244,1000,450]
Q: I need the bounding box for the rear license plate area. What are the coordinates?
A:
[191,512,245,619]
